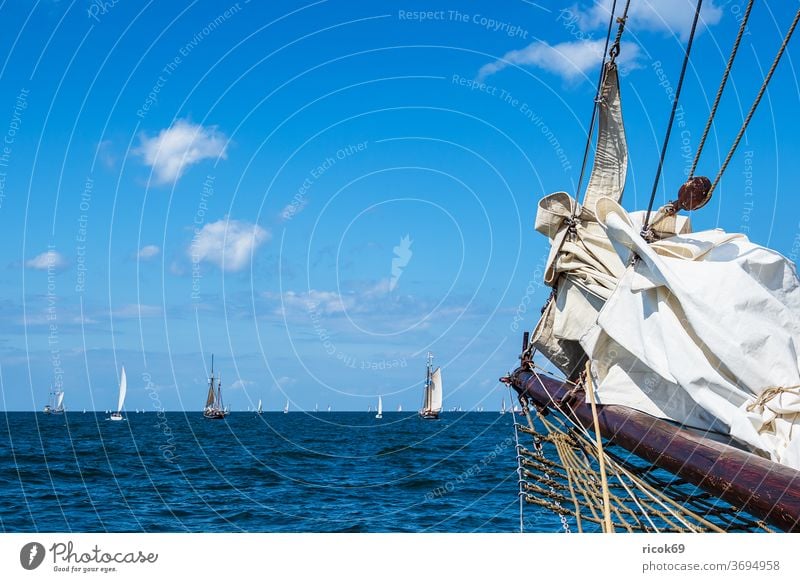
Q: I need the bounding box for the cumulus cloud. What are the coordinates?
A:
[230,379,254,390]
[569,0,723,41]
[478,0,722,82]
[282,289,350,314]
[25,250,68,272]
[190,218,270,272]
[137,245,160,260]
[478,38,641,82]
[136,119,227,183]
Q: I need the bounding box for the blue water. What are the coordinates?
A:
[0,412,559,532]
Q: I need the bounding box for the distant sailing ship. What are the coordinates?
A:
[283,399,289,414]
[419,352,443,420]
[43,388,64,414]
[397,404,402,412]
[203,355,228,420]
[256,399,263,415]
[500,398,506,415]
[375,395,383,419]
[108,366,127,421]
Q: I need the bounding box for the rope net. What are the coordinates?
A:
[510,378,773,533]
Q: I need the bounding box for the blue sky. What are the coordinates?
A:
[0,0,799,411]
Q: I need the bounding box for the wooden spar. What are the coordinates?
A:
[504,367,800,532]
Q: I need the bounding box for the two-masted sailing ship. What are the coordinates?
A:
[203,355,228,419]
[500,3,800,532]
[42,388,64,414]
[419,352,443,420]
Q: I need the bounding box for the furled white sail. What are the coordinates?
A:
[430,368,443,413]
[583,197,800,469]
[117,366,127,413]
[531,61,695,379]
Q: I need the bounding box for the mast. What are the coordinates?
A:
[423,352,433,411]
[206,354,216,408]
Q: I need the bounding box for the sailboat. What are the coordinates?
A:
[327,405,331,412]
[501,3,800,532]
[203,355,228,420]
[108,366,127,421]
[397,404,402,412]
[256,399,263,415]
[500,398,506,415]
[314,403,319,413]
[375,396,383,419]
[419,352,442,420]
[283,399,289,414]
[43,388,65,414]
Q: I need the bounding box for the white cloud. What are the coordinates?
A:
[478,1,722,82]
[190,218,270,272]
[136,119,227,183]
[282,289,350,314]
[230,379,254,390]
[112,304,163,319]
[25,250,68,272]
[569,0,723,41]
[137,245,160,260]
[273,279,397,317]
[478,38,641,82]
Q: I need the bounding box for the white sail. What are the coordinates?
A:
[397,404,402,412]
[284,399,289,413]
[56,391,64,410]
[430,368,443,413]
[376,395,383,418]
[117,366,127,413]
[257,399,262,413]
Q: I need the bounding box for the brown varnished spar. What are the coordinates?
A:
[503,368,800,532]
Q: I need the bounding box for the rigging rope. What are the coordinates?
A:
[689,0,755,177]
[574,0,629,208]
[707,7,800,196]
[642,0,704,233]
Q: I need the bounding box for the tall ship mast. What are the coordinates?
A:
[419,352,442,420]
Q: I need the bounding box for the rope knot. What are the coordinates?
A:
[746,385,800,413]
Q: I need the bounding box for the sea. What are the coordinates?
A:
[0,411,563,533]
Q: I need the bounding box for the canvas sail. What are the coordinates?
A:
[56,391,64,410]
[582,197,800,469]
[205,384,215,408]
[531,63,632,378]
[430,368,443,413]
[377,395,383,415]
[117,367,127,413]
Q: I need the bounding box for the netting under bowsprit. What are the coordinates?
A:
[512,403,773,533]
